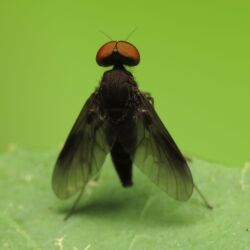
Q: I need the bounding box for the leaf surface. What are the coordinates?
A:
[0,148,249,250]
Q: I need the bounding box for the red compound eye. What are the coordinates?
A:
[96,41,140,67]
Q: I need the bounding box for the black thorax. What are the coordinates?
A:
[98,68,138,124]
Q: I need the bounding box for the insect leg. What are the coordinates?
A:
[139,108,153,125]
[184,157,212,209]
[64,186,85,221]
[181,155,212,209]
[143,91,154,106]
[194,183,213,210]
[184,155,192,162]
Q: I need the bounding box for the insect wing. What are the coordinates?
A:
[52,92,110,199]
[134,93,193,201]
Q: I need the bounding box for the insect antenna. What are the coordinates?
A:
[124,27,137,41]
[99,30,113,41]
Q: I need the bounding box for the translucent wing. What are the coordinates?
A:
[52,91,110,199]
[134,92,193,201]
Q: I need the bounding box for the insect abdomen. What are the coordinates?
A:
[111,140,133,187]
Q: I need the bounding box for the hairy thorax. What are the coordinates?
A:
[99,69,137,123]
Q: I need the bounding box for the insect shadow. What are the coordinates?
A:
[56,177,204,227]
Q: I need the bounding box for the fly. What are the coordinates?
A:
[52,40,212,220]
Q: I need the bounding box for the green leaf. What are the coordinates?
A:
[0,148,249,250]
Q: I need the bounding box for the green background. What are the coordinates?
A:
[0,0,249,165]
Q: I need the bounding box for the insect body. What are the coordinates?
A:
[52,41,211,219]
